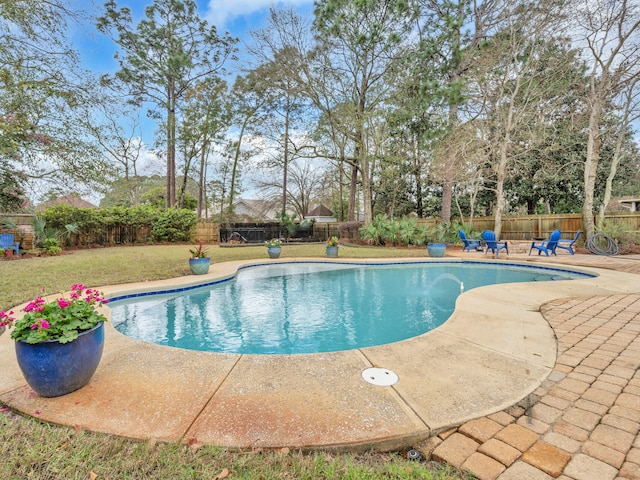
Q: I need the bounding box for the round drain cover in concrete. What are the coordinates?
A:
[361,367,398,386]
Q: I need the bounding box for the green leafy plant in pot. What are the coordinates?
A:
[0,284,108,397]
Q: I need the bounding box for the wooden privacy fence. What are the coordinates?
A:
[462,213,639,241]
[194,223,220,244]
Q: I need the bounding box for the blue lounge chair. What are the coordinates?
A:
[459,230,483,252]
[481,230,509,256]
[0,233,19,255]
[529,229,561,256]
[556,230,580,255]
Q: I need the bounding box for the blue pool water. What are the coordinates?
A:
[109,262,591,354]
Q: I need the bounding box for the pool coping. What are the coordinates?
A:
[1,256,639,451]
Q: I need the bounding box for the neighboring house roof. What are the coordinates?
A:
[233,198,282,221]
[36,194,98,211]
[307,204,333,217]
[606,196,640,212]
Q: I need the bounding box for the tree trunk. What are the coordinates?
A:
[441,104,459,223]
[598,103,627,230]
[166,83,177,208]
[494,129,511,239]
[197,142,207,219]
[228,121,248,214]
[582,96,603,239]
[415,167,423,218]
[347,164,357,221]
[282,103,290,215]
[360,144,373,224]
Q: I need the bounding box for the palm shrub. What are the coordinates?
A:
[387,218,400,245]
[426,222,458,244]
[276,211,298,238]
[360,214,393,245]
[398,217,425,246]
[360,215,428,246]
[32,215,78,249]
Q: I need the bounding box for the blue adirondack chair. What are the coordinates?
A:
[556,230,580,255]
[458,230,483,252]
[529,229,561,256]
[0,233,19,255]
[481,230,509,256]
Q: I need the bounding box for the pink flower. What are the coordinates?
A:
[6,283,108,343]
[57,298,72,309]
[30,319,51,330]
[24,297,45,312]
[0,310,15,327]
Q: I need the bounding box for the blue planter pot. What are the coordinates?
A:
[15,322,105,397]
[427,243,446,258]
[326,246,339,258]
[267,246,281,259]
[189,257,210,275]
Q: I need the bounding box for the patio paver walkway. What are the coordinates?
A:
[419,251,640,480]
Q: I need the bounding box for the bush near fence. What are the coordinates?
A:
[1,205,198,249]
[43,205,197,245]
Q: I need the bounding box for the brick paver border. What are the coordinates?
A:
[422,293,640,480]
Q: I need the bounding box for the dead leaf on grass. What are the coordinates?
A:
[213,467,231,479]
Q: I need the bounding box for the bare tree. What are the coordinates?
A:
[598,75,640,228]
[573,0,640,238]
[473,0,575,237]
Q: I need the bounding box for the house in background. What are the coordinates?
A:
[36,194,98,211]
[305,204,337,223]
[232,198,282,222]
[606,196,640,212]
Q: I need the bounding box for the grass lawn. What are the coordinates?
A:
[0,243,471,479]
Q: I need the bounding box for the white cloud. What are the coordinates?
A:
[205,0,312,28]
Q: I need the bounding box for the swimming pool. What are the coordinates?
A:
[108,261,592,354]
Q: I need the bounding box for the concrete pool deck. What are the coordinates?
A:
[1,252,640,478]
